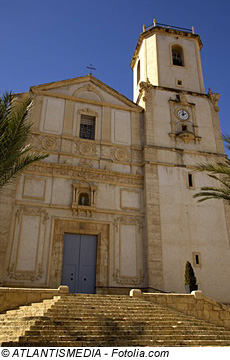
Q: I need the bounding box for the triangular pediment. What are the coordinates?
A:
[30,75,141,110]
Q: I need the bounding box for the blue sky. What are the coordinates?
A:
[1,0,230,141]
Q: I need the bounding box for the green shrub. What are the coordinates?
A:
[184,261,197,286]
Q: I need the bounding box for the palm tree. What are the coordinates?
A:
[0,92,48,189]
[193,136,230,202]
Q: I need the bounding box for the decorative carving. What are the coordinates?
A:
[16,206,49,224]
[208,88,220,112]
[169,94,202,144]
[113,148,129,162]
[173,93,188,105]
[42,210,49,225]
[72,207,93,218]
[25,164,143,187]
[114,217,119,232]
[77,84,97,93]
[78,108,98,117]
[71,181,97,217]
[41,136,58,151]
[79,159,93,168]
[79,143,96,156]
[27,164,53,175]
[73,85,104,102]
[176,132,195,144]
[73,141,97,157]
[114,216,143,233]
[114,269,145,285]
[7,263,43,280]
[15,208,23,223]
[139,79,152,102]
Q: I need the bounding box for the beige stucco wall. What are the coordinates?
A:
[1,79,145,294]
[156,34,205,93]
[158,165,230,303]
[145,89,222,155]
[133,29,205,104]
[141,81,230,303]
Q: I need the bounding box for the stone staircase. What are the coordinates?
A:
[1,294,230,347]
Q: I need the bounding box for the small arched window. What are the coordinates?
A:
[137,60,140,85]
[172,45,184,67]
[78,192,90,206]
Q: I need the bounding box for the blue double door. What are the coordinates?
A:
[61,234,97,294]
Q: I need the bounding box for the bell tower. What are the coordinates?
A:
[131,21,205,103]
[130,21,230,301]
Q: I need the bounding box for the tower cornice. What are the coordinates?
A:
[136,81,218,105]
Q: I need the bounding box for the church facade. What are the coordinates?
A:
[1,24,230,303]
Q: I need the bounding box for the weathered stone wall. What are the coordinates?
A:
[142,291,230,329]
[0,286,68,313]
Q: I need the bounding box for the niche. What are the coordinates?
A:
[72,182,97,217]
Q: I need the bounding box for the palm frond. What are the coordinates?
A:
[193,135,230,203]
[194,191,230,202]
[207,174,230,189]
[195,162,230,175]
[222,134,230,151]
[0,92,48,189]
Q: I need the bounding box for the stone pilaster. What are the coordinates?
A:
[144,162,164,291]
[0,181,17,285]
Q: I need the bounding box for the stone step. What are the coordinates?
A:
[4,336,230,346]
[22,329,230,337]
[2,293,230,347]
[4,339,230,347]
[50,302,153,308]
[47,304,175,310]
[3,318,211,328]
[14,334,230,343]
[25,317,218,326]
[2,323,224,333]
[43,312,196,319]
[53,298,147,303]
[0,297,61,345]
[0,314,215,326]
[2,300,58,317]
[48,305,162,310]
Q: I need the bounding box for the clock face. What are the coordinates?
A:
[177,109,189,120]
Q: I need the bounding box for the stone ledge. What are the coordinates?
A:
[0,286,69,313]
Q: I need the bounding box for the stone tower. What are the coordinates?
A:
[131,22,230,301]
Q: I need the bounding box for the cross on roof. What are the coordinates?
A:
[86,64,96,75]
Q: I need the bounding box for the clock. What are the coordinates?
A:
[176,108,189,120]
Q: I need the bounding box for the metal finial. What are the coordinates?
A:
[153,18,156,26]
